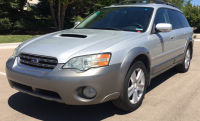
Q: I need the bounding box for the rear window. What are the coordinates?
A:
[176,12,190,27]
[167,9,182,29]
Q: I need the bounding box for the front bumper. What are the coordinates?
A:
[6,57,124,105]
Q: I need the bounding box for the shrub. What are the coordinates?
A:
[0,18,12,31]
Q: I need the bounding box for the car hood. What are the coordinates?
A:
[18,29,141,63]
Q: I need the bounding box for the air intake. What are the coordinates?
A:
[60,34,87,38]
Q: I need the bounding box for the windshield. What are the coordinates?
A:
[75,7,154,32]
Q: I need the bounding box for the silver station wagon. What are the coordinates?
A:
[6,0,193,111]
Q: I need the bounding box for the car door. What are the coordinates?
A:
[150,8,176,74]
[167,9,185,59]
[175,11,191,49]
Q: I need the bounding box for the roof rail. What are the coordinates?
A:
[113,0,178,8]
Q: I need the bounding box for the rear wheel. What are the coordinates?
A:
[176,46,191,73]
[112,61,148,111]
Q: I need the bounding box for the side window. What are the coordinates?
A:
[176,12,190,27]
[155,9,170,25]
[167,9,182,29]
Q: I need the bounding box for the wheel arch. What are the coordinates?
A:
[185,37,194,59]
[188,41,193,59]
[120,47,151,86]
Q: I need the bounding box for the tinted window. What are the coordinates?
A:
[155,9,170,25]
[76,7,154,32]
[167,9,182,29]
[176,12,190,27]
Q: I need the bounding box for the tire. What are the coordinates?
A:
[112,61,148,111]
[176,46,191,73]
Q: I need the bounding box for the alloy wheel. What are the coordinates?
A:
[128,68,145,104]
[185,49,191,69]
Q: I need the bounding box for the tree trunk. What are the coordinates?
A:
[61,4,67,29]
[60,0,74,29]
[48,0,74,31]
[58,0,61,30]
[48,0,58,30]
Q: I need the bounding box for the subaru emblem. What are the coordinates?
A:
[31,58,39,64]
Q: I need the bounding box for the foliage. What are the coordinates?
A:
[183,0,200,28]
[32,0,51,18]
[1,0,200,34]
[194,28,200,33]
[71,15,83,23]
[0,0,35,34]
[163,0,187,10]
[0,18,12,31]
[46,0,78,30]
[34,0,129,30]
[0,35,40,43]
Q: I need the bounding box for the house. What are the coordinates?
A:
[24,0,40,10]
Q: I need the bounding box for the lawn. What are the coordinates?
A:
[0,35,40,44]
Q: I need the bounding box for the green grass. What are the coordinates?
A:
[0,35,40,44]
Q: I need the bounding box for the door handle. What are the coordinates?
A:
[184,33,187,35]
[171,36,175,40]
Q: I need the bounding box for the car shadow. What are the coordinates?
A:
[146,68,178,93]
[8,68,177,121]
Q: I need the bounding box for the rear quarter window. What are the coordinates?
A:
[176,12,190,27]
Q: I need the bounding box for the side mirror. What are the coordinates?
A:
[74,22,80,27]
[156,23,172,32]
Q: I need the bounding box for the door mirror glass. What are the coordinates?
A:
[156,23,172,32]
[74,22,80,27]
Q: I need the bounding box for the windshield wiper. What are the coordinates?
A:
[91,27,123,31]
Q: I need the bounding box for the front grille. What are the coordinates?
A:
[19,54,58,69]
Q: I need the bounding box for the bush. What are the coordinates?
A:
[0,0,36,34]
[183,2,200,28]
[0,18,12,31]
[71,15,84,23]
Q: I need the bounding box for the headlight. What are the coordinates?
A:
[13,46,19,58]
[63,53,111,71]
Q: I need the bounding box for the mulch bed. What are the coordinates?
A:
[1,27,56,35]
[24,27,56,35]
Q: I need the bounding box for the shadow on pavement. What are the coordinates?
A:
[8,94,128,121]
[8,68,177,121]
[147,68,178,93]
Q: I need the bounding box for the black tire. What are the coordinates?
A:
[176,46,192,73]
[112,61,148,111]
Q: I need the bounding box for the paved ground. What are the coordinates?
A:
[0,43,21,49]
[1,42,200,121]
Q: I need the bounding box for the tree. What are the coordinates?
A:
[0,0,34,34]
[46,0,127,31]
[183,0,200,28]
[47,0,76,30]
[163,0,187,10]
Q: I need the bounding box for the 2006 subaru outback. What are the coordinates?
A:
[6,0,193,111]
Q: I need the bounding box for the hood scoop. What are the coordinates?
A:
[60,34,87,38]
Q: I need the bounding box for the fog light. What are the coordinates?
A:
[83,87,96,98]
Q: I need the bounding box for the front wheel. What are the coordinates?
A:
[112,61,148,111]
